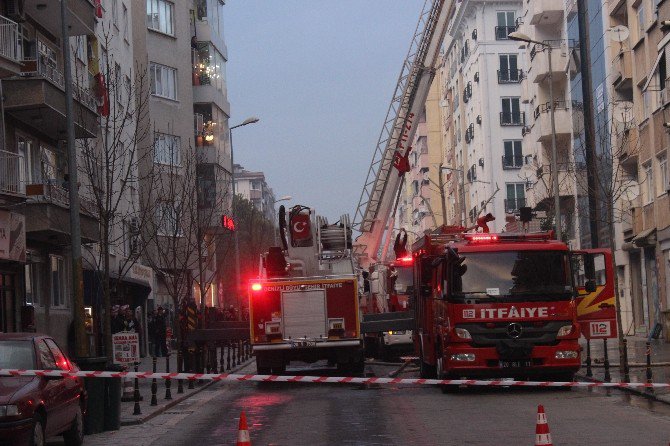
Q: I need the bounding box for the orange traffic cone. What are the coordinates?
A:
[236,411,251,446]
[535,405,553,446]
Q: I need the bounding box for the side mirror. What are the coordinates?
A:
[584,280,596,293]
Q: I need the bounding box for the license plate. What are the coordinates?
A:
[289,340,317,348]
[499,360,531,368]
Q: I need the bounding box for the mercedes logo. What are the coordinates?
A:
[507,322,523,339]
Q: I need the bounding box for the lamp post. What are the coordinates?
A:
[508,31,562,241]
[439,164,466,227]
[229,116,259,310]
[272,195,292,245]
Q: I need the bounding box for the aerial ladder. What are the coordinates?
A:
[353,0,455,346]
[352,0,454,269]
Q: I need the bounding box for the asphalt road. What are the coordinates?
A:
[78,361,670,446]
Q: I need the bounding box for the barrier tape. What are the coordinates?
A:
[0,369,669,388]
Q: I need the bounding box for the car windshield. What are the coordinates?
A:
[452,250,572,302]
[0,340,36,369]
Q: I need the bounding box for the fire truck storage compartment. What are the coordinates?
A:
[281,289,327,339]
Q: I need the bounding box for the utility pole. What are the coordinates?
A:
[60,0,87,358]
[577,0,600,248]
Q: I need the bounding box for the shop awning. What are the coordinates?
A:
[632,227,657,247]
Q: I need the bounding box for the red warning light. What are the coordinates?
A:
[396,256,414,264]
[466,234,499,243]
[251,283,262,292]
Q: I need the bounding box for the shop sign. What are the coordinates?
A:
[0,211,26,262]
[112,332,140,365]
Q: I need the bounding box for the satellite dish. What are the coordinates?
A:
[612,101,634,124]
[609,25,630,43]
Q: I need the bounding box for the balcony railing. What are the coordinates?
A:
[27,181,97,216]
[498,69,523,84]
[500,111,525,126]
[505,197,526,213]
[20,57,97,111]
[0,150,25,195]
[0,15,19,62]
[495,26,516,40]
[502,155,523,169]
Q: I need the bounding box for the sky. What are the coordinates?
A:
[224,0,425,222]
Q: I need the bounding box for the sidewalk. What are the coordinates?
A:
[119,345,253,426]
[577,336,670,404]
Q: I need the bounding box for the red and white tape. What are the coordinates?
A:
[0,369,668,388]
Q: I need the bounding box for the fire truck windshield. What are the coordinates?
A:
[451,250,572,302]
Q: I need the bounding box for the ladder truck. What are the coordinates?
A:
[352,0,456,347]
[248,205,363,375]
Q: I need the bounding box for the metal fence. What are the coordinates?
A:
[0,150,25,195]
[0,15,19,62]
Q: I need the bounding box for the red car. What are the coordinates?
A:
[0,334,86,446]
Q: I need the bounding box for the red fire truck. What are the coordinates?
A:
[248,205,363,374]
[413,228,615,382]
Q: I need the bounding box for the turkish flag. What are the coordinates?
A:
[290,213,311,241]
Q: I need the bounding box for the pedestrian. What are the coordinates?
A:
[111,305,124,334]
[154,306,167,357]
[147,310,156,356]
[122,305,140,333]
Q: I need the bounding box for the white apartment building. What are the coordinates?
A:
[234,164,277,224]
[441,0,528,232]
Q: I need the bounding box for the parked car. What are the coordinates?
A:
[0,333,86,446]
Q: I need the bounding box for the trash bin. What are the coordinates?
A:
[75,357,107,435]
[104,363,124,431]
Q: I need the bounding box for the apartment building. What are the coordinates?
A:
[234,164,277,224]
[0,0,101,348]
[608,0,670,339]
[440,0,528,232]
[133,0,231,311]
[396,79,444,246]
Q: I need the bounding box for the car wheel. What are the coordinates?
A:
[30,415,45,446]
[63,405,84,446]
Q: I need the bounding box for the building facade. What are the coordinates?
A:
[234,164,276,224]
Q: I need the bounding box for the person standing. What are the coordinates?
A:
[154,306,167,357]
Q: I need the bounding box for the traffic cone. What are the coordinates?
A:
[535,405,553,446]
[236,411,251,446]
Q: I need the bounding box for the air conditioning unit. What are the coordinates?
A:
[476,115,482,124]
[472,29,478,40]
[6,0,25,22]
[474,72,479,82]
[478,157,484,167]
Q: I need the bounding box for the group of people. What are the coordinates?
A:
[111,305,141,335]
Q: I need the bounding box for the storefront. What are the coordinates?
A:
[0,210,26,333]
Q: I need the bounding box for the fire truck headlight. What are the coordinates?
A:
[554,350,578,359]
[454,327,472,340]
[450,353,476,362]
[556,324,574,337]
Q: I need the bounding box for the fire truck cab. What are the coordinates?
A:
[413,229,613,382]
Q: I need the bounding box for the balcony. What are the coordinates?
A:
[533,101,573,143]
[529,0,564,26]
[619,126,639,172]
[500,111,525,126]
[0,150,25,199]
[502,155,523,169]
[24,182,100,245]
[612,51,633,93]
[497,69,523,84]
[504,197,526,213]
[528,44,569,83]
[0,15,20,76]
[24,0,95,37]
[3,58,98,139]
[495,26,516,40]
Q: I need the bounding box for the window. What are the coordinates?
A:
[644,162,653,203]
[500,97,523,125]
[659,154,668,194]
[153,132,181,165]
[149,62,177,100]
[498,54,520,83]
[75,37,86,62]
[125,219,140,256]
[114,62,122,105]
[123,3,129,42]
[496,11,516,40]
[45,339,70,371]
[156,201,181,236]
[412,180,419,196]
[37,340,57,370]
[25,263,41,306]
[112,0,118,28]
[251,180,262,190]
[50,255,67,308]
[503,140,523,168]
[146,0,174,36]
[505,183,525,212]
[636,4,646,40]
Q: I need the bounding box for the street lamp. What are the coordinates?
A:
[439,164,466,227]
[229,116,260,310]
[508,31,562,241]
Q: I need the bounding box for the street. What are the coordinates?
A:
[71,361,670,446]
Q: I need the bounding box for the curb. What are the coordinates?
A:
[575,373,670,405]
[120,359,254,426]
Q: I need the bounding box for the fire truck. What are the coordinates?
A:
[412,228,615,382]
[248,205,363,374]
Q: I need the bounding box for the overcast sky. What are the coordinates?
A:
[225,0,425,222]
